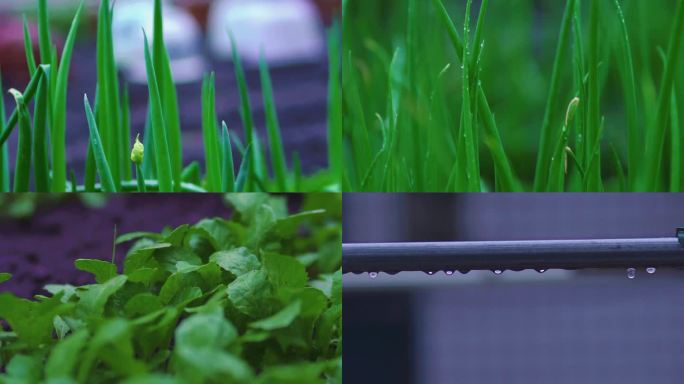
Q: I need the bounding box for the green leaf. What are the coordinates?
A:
[174,348,254,383]
[256,360,335,384]
[76,275,128,317]
[75,258,118,284]
[4,354,42,383]
[262,253,307,289]
[276,209,326,237]
[246,203,277,248]
[249,300,301,331]
[46,329,90,380]
[176,306,238,350]
[0,272,11,284]
[0,293,70,346]
[227,270,274,318]
[210,247,261,277]
[124,293,163,317]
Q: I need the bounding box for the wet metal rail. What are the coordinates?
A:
[343,230,684,274]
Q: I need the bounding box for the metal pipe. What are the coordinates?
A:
[343,234,684,274]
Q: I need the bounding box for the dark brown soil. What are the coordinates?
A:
[0,194,231,298]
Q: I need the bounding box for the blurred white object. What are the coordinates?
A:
[112,0,205,84]
[207,0,324,65]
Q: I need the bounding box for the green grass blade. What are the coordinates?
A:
[343,51,372,188]
[293,152,302,192]
[585,0,602,191]
[143,31,174,192]
[84,95,116,193]
[121,85,132,180]
[96,0,122,190]
[32,69,50,192]
[639,0,684,191]
[251,130,268,184]
[461,0,480,192]
[0,65,47,146]
[135,163,146,192]
[0,74,8,192]
[201,73,221,191]
[37,0,52,64]
[9,89,32,192]
[229,32,258,188]
[470,0,489,77]
[181,161,201,184]
[430,0,519,191]
[153,0,183,191]
[84,87,99,192]
[611,0,639,188]
[85,142,96,192]
[221,121,235,192]
[478,88,522,192]
[23,16,37,77]
[670,90,681,192]
[235,144,252,192]
[51,1,84,192]
[142,108,156,178]
[327,22,342,185]
[533,0,575,191]
[259,52,287,191]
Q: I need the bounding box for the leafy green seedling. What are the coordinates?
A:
[0,193,342,383]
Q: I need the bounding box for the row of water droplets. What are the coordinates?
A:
[368,267,657,279]
[627,267,657,279]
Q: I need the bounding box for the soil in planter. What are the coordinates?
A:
[0,194,233,298]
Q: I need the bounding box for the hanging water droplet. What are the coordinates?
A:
[369,272,378,279]
[646,267,656,274]
[493,269,503,275]
[426,271,435,275]
[445,270,454,275]
[627,268,636,279]
[535,269,546,273]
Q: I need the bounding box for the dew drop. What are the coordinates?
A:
[426,271,435,275]
[445,270,454,275]
[493,269,503,275]
[646,267,656,274]
[535,269,546,274]
[627,267,636,279]
[369,272,378,279]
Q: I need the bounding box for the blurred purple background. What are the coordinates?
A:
[344,194,684,384]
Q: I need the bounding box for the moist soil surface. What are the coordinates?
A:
[0,194,232,298]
